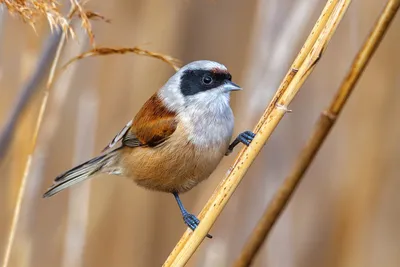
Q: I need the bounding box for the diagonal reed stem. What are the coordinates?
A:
[253,0,338,133]
[0,31,63,161]
[163,0,351,266]
[233,1,400,266]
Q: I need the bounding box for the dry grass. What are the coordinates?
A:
[69,0,95,46]
[63,47,182,71]
[233,0,400,265]
[163,0,351,266]
[2,0,72,33]
[1,0,103,45]
[82,11,111,23]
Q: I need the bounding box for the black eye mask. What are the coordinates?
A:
[180,69,232,96]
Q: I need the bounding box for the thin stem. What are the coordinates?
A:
[253,0,339,133]
[1,7,73,267]
[233,1,400,266]
[0,5,79,162]
[0,31,62,161]
[162,0,351,266]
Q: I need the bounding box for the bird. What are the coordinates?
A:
[43,60,255,238]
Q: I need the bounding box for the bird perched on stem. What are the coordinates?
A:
[43,60,255,238]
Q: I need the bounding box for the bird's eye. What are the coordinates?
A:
[202,75,213,85]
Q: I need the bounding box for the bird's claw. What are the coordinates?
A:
[226,130,256,155]
[237,131,255,146]
[183,213,212,239]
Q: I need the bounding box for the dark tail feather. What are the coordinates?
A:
[43,150,118,198]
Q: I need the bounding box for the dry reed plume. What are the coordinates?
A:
[83,11,111,23]
[70,0,95,45]
[1,0,101,45]
[1,0,71,32]
[63,47,182,71]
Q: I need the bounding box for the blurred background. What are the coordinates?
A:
[1,0,400,266]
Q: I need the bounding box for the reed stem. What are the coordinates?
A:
[163,0,351,266]
[233,1,400,266]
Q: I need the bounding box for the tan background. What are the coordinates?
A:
[1,0,400,266]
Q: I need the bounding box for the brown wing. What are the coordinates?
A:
[124,93,177,147]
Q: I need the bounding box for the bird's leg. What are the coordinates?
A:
[225,130,256,155]
[173,192,212,238]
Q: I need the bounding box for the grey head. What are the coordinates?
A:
[159,60,242,112]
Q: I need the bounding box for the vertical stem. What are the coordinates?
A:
[1,7,74,266]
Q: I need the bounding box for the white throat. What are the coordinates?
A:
[178,90,234,148]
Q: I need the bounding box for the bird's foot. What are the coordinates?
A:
[237,131,256,146]
[182,212,212,239]
[226,131,256,155]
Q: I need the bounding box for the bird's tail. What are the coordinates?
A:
[43,149,120,198]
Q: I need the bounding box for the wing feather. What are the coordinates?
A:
[101,120,133,152]
[102,93,177,151]
[129,93,177,147]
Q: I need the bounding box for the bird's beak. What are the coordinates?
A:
[223,80,242,92]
